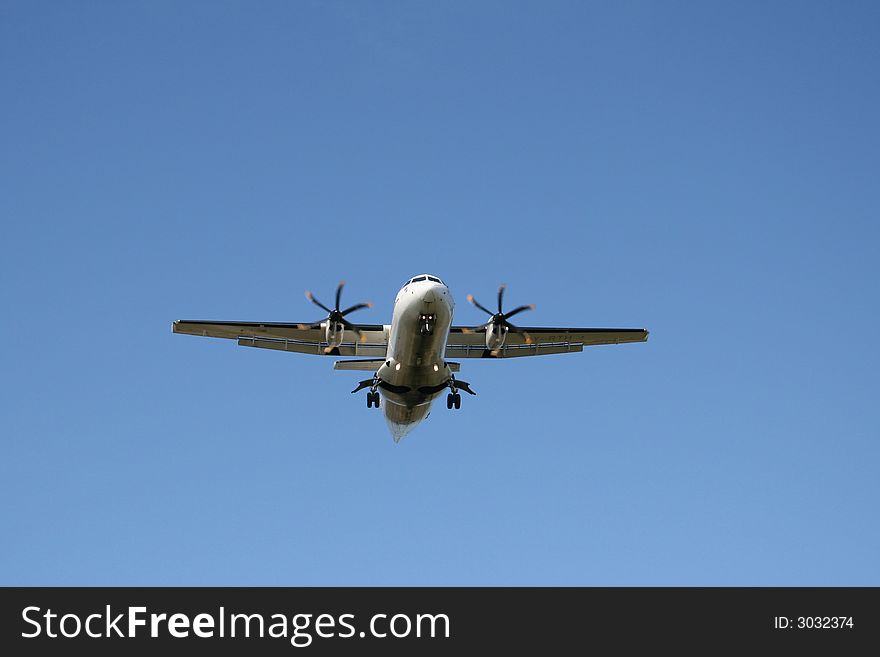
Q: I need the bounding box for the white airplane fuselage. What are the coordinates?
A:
[376,275,454,440]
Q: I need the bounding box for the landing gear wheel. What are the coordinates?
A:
[446,393,454,410]
[453,392,461,409]
[367,391,379,408]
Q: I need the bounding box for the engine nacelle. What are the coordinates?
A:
[325,321,345,348]
[485,321,508,351]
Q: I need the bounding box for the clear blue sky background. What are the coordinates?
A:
[2,1,878,585]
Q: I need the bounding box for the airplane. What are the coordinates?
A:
[172,275,648,441]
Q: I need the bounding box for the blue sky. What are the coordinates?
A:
[1,1,878,585]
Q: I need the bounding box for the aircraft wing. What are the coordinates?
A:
[172,320,389,357]
[445,326,648,359]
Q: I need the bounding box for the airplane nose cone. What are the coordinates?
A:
[422,289,437,304]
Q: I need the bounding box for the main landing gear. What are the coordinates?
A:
[352,376,381,409]
[445,375,475,410]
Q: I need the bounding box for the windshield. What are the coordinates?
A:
[405,275,444,286]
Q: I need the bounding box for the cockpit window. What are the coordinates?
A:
[406,275,444,286]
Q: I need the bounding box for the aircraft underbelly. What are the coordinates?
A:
[381,343,448,441]
[383,398,432,441]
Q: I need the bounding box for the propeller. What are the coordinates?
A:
[300,281,372,352]
[466,284,535,354]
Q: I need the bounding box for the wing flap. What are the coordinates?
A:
[445,327,647,358]
[173,320,325,341]
[173,320,388,357]
[238,336,387,357]
[445,342,584,359]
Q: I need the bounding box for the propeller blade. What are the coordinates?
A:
[307,281,373,330]
[497,284,506,314]
[334,281,345,311]
[460,321,492,335]
[339,317,368,342]
[503,304,535,320]
[341,302,372,317]
[506,322,533,345]
[467,294,495,317]
[305,291,333,314]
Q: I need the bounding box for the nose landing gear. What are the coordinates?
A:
[367,390,380,408]
[418,313,436,335]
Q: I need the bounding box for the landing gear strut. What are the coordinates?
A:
[352,375,381,409]
[445,375,474,410]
